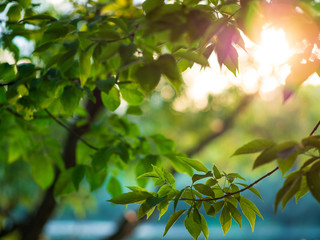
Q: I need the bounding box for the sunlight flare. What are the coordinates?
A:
[253,27,293,66]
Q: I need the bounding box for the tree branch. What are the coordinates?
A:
[104,94,254,240]
[187,94,254,157]
[0,81,16,87]
[180,118,320,202]
[44,109,99,151]
[8,89,104,240]
[181,166,279,202]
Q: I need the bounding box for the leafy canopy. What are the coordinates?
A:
[0,0,320,239]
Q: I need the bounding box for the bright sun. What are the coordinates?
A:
[173,26,297,110]
[253,27,293,66]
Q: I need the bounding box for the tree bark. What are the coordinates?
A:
[16,89,103,240]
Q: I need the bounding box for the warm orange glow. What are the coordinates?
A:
[253,27,293,66]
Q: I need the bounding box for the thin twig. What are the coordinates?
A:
[309,120,320,136]
[181,167,279,202]
[44,109,99,151]
[182,118,320,202]
[0,81,16,87]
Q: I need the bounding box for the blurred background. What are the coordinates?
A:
[1,0,320,239]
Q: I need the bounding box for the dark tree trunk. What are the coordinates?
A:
[16,89,103,239]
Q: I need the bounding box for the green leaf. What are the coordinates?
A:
[108,191,153,205]
[239,196,263,219]
[213,201,224,213]
[92,147,114,172]
[227,173,247,182]
[0,63,16,82]
[136,155,158,187]
[54,170,75,197]
[163,168,175,185]
[295,176,309,203]
[19,14,57,22]
[193,183,215,198]
[137,171,159,179]
[192,171,213,183]
[253,141,298,169]
[146,195,168,208]
[233,139,275,156]
[166,154,193,176]
[138,196,167,219]
[277,150,299,175]
[306,168,320,203]
[157,184,173,197]
[206,178,218,187]
[107,177,122,198]
[79,46,94,87]
[281,177,302,210]
[163,209,187,237]
[119,84,144,106]
[237,183,262,199]
[96,77,116,94]
[203,202,216,217]
[239,199,256,232]
[213,165,222,179]
[219,3,240,15]
[227,202,242,227]
[101,87,121,111]
[142,0,164,13]
[220,206,232,235]
[156,54,183,93]
[179,157,209,173]
[61,85,83,114]
[151,134,175,155]
[86,167,106,191]
[239,196,263,231]
[158,200,169,220]
[193,208,202,224]
[7,4,22,22]
[184,212,202,239]
[19,0,32,9]
[174,50,210,67]
[134,64,161,93]
[302,136,320,149]
[119,44,136,63]
[199,213,209,240]
[174,188,185,212]
[126,106,143,115]
[0,88,7,104]
[72,165,86,190]
[31,154,55,190]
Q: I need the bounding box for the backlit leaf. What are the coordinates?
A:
[101,87,121,111]
[306,168,320,203]
[179,157,209,173]
[227,202,242,227]
[193,183,215,198]
[163,209,187,237]
[156,54,183,93]
[134,64,161,93]
[220,206,231,235]
[142,0,164,14]
[184,212,202,239]
[79,46,94,87]
[119,84,144,106]
[233,139,275,156]
[107,176,122,198]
